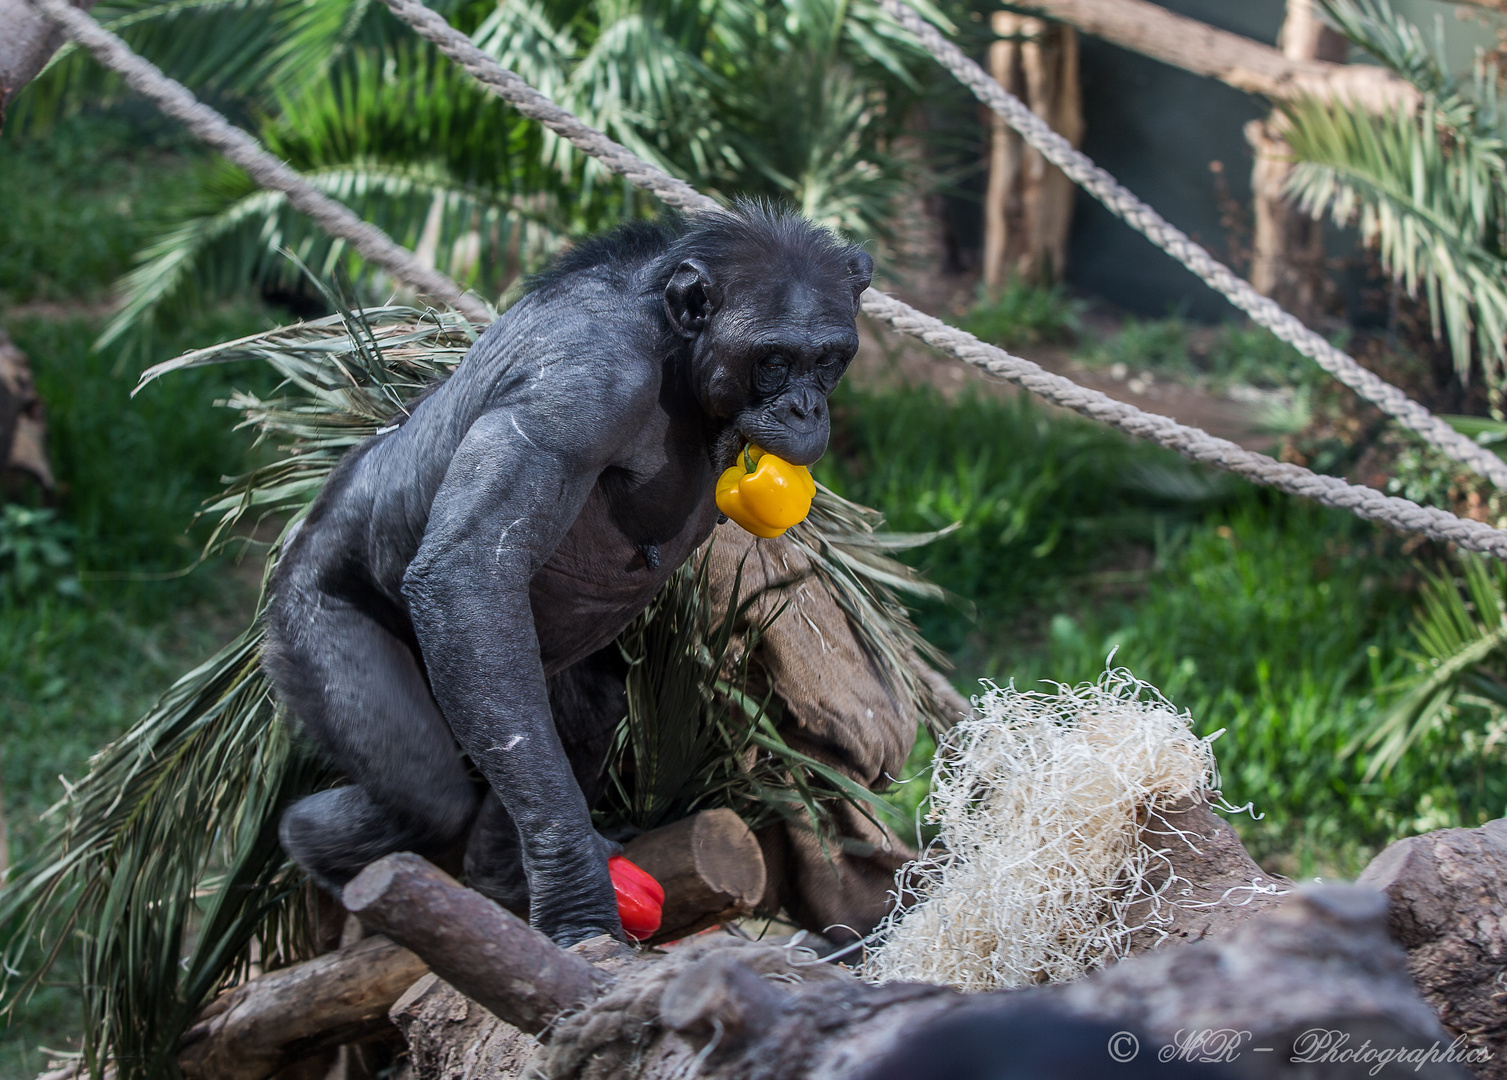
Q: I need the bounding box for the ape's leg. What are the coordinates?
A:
[464,644,627,912]
[462,792,528,914]
[267,591,479,895]
[551,644,630,808]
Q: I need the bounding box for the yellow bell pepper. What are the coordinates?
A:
[715,444,816,538]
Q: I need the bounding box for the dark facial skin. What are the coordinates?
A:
[263,208,872,946]
[670,263,866,467]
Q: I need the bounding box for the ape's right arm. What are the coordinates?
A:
[402,363,652,943]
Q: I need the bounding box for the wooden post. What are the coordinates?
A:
[1246,0,1347,325]
[983,13,1025,294]
[984,12,1083,293]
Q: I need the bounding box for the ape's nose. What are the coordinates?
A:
[783,390,826,428]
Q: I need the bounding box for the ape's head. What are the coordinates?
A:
[661,204,873,467]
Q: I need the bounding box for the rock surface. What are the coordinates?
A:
[1359,819,1507,1077]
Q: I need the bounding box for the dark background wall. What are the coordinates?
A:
[937,0,1493,322]
[1067,0,1282,321]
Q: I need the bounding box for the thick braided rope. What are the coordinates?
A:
[878,0,1507,491]
[40,0,1507,558]
[381,0,1507,558]
[31,0,493,325]
[864,290,1507,556]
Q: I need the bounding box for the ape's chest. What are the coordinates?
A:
[529,449,722,672]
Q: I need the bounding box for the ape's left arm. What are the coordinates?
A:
[402,362,654,945]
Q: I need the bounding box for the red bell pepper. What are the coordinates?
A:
[608,854,665,941]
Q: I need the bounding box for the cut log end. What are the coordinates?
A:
[624,808,767,943]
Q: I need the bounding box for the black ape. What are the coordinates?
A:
[264,205,873,945]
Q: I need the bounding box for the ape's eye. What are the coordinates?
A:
[755,354,788,391]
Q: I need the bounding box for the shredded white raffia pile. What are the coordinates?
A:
[864,667,1219,991]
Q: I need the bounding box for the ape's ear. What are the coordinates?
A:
[848,251,874,309]
[664,258,720,338]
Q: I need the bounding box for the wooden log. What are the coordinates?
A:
[1359,819,1507,1077]
[623,808,766,944]
[178,813,768,1079]
[1017,0,1417,112]
[342,853,610,1036]
[177,935,427,1080]
[1124,796,1291,953]
[394,885,1457,1080]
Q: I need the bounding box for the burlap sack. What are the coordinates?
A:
[701,522,920,945]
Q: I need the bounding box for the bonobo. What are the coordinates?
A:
[264,204,873,945]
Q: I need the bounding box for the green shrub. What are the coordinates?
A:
[956,277,1082,348]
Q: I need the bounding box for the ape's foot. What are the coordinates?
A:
[547,923,626,949]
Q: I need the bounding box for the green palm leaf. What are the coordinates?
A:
[99,161,560,349]
[101,44,583,346]
[1284,96,1507,384]
[1352,554,1507,777]
[1283,0,1507,390]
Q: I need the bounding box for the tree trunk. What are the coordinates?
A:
[1245,0,1348,326]
[983,13,1082,292]
[0,0,98,126]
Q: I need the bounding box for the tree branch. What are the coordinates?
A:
[342,854,611,1036]
[1016,0,1418,111]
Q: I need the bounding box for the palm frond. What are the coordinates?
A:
[1352,554,1507,777]
[0,629,333,1080]
[1317,0,1478,129]
[1283,0,1507,388]
[100,159,561,350]
[11,0,285,131]
[1284,96,1507,383]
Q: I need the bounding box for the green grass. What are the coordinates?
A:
[0,313,277,1078]
[1081,316,1313,391]
[0,113,282,1079]
[0,115,211,308]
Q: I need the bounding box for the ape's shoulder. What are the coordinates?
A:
[524,220,676,295]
